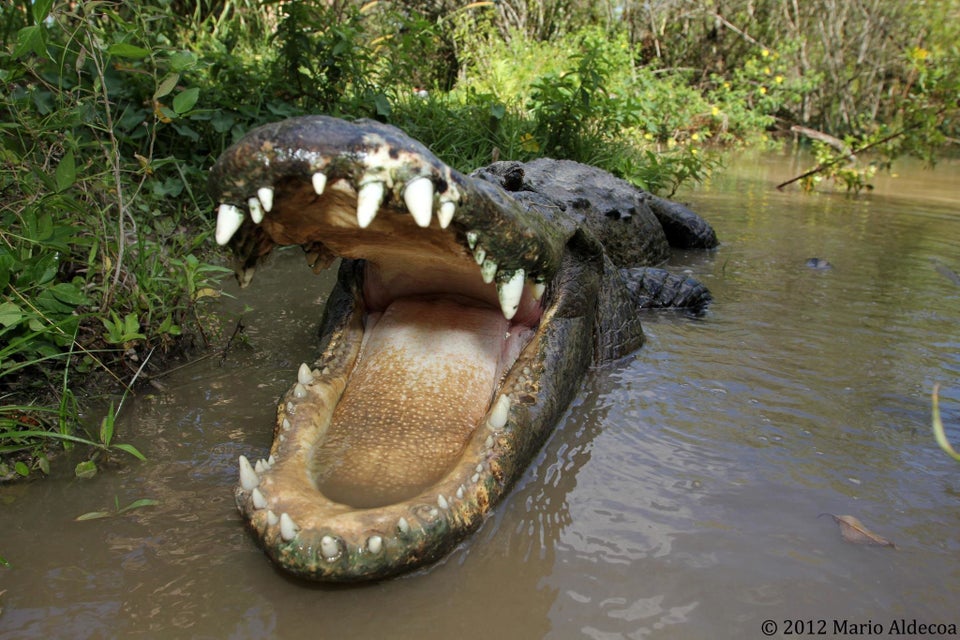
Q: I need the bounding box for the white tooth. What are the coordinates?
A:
[282,418,291,431]
[297,363,314,385]
[398,517,410,534]
[403,177,434,228]
[476,464,484,473]
[488,395,510,430]
[294,383,307,399]
[286,401,295,415]
[266,510,279,526]
[251,488,267,509]
[497,269,525,320]
[279,512,298,541]
[367,535,383,554]
[485,435,494,448]
[438,201,455,228]
[268,455,275,466]
[473,245,486,265]
[356,181,384,228]
[257,187,274,212]
[438,494,449,509]
[320,535,339,560]
[215,204,244,246]
[238,455,259,490]
[312,172,327,195]
[466,231,479,250]
[247,197,264,224]
[255,459,266,474]
[456,485,464,500]
[481,258,498,284]
[530,280,546,301]
[471,473,480,483]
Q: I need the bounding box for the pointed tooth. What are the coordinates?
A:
[266,510,279,526]
[247,197,264,224]
[488,394,510,430]
[438,201,455,228]
[297,363,314,385]
[466,231,479,250]
[497,269,525,320]
[473,245,486,266]
[456,485,465,500]
[268,455,275,466]
[367,535,383,554]
[282,418,291,431]
[438,494,449,509]
[403,177,434,228]
[398,517,410,534]
[312,172,327,195]
[257,187,274,212]
[251,488,267,509]
[215,204,244,246]
[529,280,546,301]
[471,473,480,483]
[481,258,498,284]
[279,512,298,541]
[255,459,266,474]
[238,455,259,491]
[356,182,384,228]
[294,383,307,399]
[320,535,339,560]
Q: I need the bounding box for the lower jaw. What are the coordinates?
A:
[234,278,564,580]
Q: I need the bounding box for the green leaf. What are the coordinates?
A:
[49,282,89,307]
[172,87,199,115]
[99,413,114,448]
[14,461,29,476]
[118,498,159,513]
[0,302,22,328]
[112,443,146,461]
[168,51,197,72]
[55,150,75,192]
[13,25,48,60]
[75,459,97,479]
[32,0,54,24]
[154,73,180,100]
[107,43,150,60]
[75,510,111,521]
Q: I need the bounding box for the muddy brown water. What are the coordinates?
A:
[2,151,959,639]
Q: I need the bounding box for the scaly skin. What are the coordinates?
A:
[208,116,716,581]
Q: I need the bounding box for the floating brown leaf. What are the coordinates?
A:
[819,513,897,549]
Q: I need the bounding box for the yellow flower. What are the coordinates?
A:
[691,132,700,141]
[711,105,720,116]
[759,86,767,95]
[775,75,784,84]
[763,66,771,75]
[691,148,698,155]
[761,49,769,58]
[643,132,653,140]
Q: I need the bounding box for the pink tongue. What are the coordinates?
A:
[313,298,509,508]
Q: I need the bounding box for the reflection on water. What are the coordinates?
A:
[2,151,959,639]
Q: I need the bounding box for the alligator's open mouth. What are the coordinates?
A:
[209,116,595,581]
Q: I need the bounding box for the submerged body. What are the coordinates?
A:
[208,116,716,581]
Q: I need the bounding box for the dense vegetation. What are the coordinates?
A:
[1,0,957,478]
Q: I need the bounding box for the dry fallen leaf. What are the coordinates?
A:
[819,513,897,549]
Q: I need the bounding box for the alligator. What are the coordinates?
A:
[208,116,717,582]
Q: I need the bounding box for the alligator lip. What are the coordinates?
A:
[209,116,574,580]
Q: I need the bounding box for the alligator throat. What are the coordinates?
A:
[313,298,520,508]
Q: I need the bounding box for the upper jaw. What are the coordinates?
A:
[207,115,567,320]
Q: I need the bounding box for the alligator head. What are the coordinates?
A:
[208,116,714,581]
